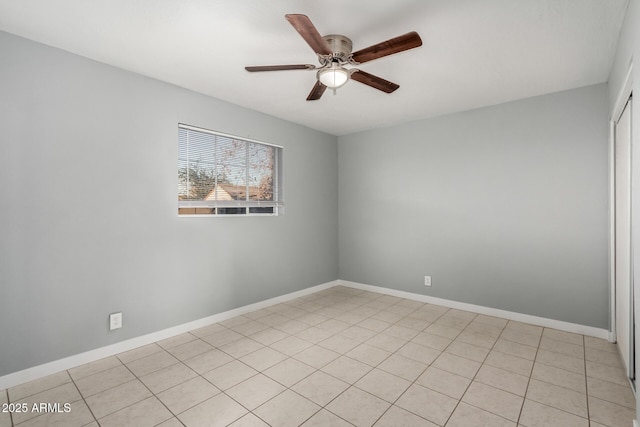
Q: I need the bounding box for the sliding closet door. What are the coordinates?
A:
[615,95,634,380]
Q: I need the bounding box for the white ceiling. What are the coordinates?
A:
[0,0,629,136]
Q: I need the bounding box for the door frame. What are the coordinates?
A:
[610,63,634,385]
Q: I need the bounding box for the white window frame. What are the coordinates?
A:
[178,123,283,216]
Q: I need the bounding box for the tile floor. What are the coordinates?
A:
[1,286,636,426]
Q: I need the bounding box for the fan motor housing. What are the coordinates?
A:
[322,34,353,63]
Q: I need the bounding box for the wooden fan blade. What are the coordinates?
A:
[306,80,327,101]
[245,64,316,72]
[285,14,332,56]
[350,69,399,93]
[351,31,422,64]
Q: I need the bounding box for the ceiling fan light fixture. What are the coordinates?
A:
[317,63,349,89]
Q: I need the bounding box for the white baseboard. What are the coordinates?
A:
[634,420,639,427]
[338,280,610,340]
[0,280,338,390]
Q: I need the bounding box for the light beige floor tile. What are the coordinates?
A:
[415,366,471,399]
[157,333,197,350]
[445,340,490,363]
[396,342,440,365]
[355,368,411,403]
[166,339,214,361]
[292,370,349,406]
[366,333,407,352]
[539,336,584,359]
[296,313,329,326]
[203,360,258,391]
[584,336,617,354]
[377,354,428,381]
[587,376,635,409]
[410,332,452,351]
[535,349,583,374]
[75,365,135,397]
[319,334,361,354]
[177,393,247,427]
[406,310,441,323]
[85,380,151,419]
[585,346,624,367]
[316,319,350,335]
[499,328,541,348]
[385,303,417,316]
[0,412,10,427]
[531,362,585,394]
[98,396,172,427]
[239,347,288,371]
[424,323,462,339]
[455,330,497,349]
[525,379,587,418]
[11,382,83,424]
[117,344,163,364]
[183,349,234,375]
[229,320,270,336]
[9,371,71,401]
[586,360,629,386]
[69,356,123,380]
[346,343,391,367]
[189,323,226,339]
[373,405,438,427]
[588,395,636,427]
[295,326,333,344]
[270,335,313,356]
[157,376,219,415]
[13,399,94,427]
[326,386,390,427]
[225,374,286,410]
[254,389,320,427]
[125,351,179,377]
[382,325,419,341]
[259,313,289,327]
[249,327,289,346]
[219,337,264,359]
[432,353,481,379]
[473,314,508,328]
[341,325,378,342]
[301,409,353,427]
[461,381,523,422]
[0,390,5,404]
[542,328,583,346]
[464,321,504,338]
[395,383,457,425]
[275,319,311,335]
[201,328,244,347]
[518,399,588,427]
[321,356,372,384]
[157,417,184,427]
[447,402,515,427]
[505,321,543,337]
[228,413,269,426]
[263,358,315,387]
[139,362,197,394]
[485,350,534,376]
[293,345,340,369]
[493,339,537,361]
[395,316,430,331]
[475,364,529,396]
[372,310,404,324]
[434,316,471,330]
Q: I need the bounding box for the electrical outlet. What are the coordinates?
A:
[109,312,122,330]
[424,276,432,287]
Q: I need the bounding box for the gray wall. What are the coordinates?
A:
[0,31,339,376]
[338,84,610,328]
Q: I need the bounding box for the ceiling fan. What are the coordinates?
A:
[245,14,423,101]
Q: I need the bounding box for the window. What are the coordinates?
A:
[178,124,283,216]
